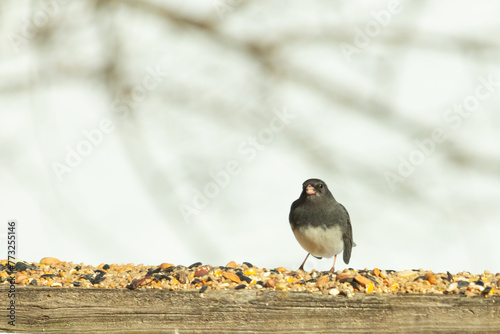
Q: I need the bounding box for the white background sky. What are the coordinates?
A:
[1,0,499,274]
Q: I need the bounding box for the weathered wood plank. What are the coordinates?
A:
[1,286,499,333]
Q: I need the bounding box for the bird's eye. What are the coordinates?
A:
[319,184,323,188]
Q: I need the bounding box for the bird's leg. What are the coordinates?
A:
[329,254,337,273]
[298,253,311,271]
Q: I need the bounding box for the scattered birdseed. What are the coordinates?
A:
[1,259,499,298]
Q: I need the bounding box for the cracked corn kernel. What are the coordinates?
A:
[425,272,437,285]
[365,283,374,294]
[245,268,256,276]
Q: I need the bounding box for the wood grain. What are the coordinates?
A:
[1,286,499,333]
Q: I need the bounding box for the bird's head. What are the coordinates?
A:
[301,178,332,199]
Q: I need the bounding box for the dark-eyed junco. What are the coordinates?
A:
[289,178,354,272]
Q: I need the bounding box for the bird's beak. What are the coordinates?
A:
[305,185,316,195]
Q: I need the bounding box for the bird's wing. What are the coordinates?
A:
[289,198,301,226]
[339,203,354,264]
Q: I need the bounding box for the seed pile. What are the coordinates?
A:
[1,258,498,298]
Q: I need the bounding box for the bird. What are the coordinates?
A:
[289,178,354,272]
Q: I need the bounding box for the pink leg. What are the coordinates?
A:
[298,253,310,271]
[329,254,337,273]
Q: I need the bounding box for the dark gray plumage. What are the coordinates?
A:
[289,178,354,272]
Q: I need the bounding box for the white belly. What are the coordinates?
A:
[293,225,344,258]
